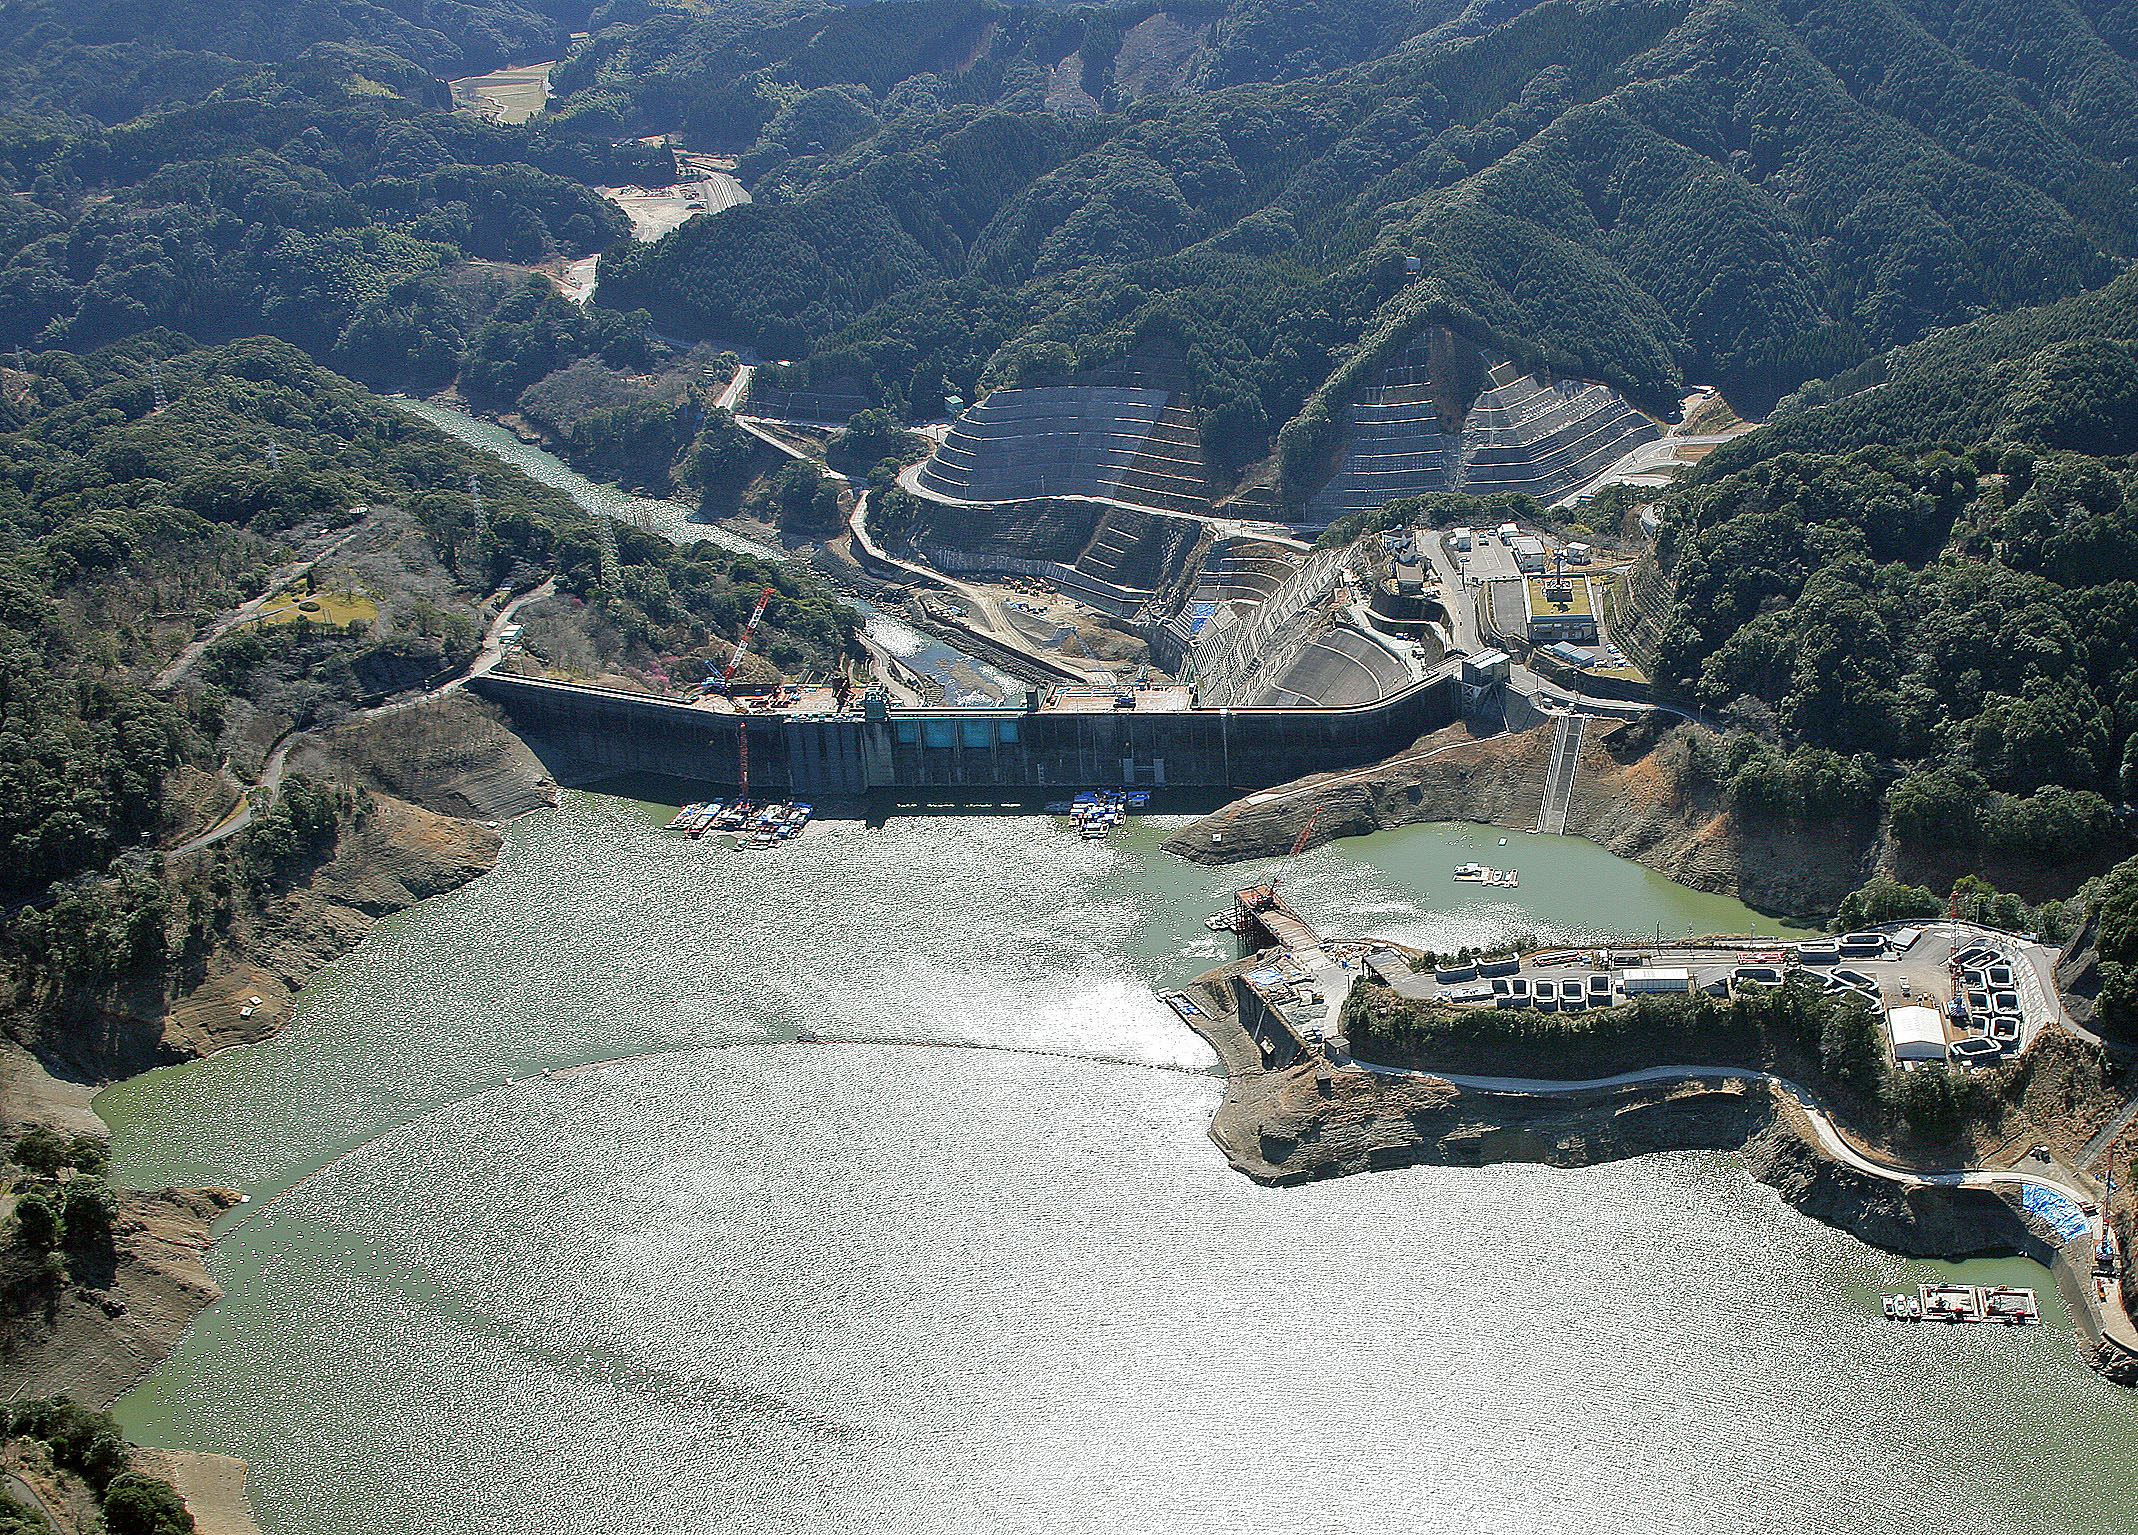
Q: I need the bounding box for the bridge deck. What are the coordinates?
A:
[1236,884,1322,952]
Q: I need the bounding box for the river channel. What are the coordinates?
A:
[391,396,1019,704]
[98,793,2138,1535]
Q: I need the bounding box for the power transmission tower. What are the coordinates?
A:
[468,474,486,521]
[594,514,621,590]
[265,441,281,470]
[149,360,168,411]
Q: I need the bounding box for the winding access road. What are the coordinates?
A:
[717,377,1098,683]
[155,523,372,691]
[164,578,556,857]
[1359,1057,2097,1205]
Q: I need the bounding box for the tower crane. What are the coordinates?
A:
[704,585,777,806]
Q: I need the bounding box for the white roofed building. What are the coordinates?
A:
[1886,1005,1948,1062]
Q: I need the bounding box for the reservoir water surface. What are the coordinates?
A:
[98,794,2138,1534]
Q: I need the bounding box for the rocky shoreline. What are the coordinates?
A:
[1172,959,2138,1388]
[1164,715,1875,918]
[0,695,560,1531]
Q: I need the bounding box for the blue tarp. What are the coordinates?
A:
[2021,1182,2092,1241]
[1191,601,1216,633]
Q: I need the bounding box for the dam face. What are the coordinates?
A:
[468,673,1459,795]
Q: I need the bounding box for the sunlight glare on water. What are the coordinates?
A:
[102,792,2138,1535]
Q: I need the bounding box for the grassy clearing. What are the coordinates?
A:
[254,589,380,628]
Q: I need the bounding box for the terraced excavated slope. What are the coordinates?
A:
[905,493,1207,616]
[1255,624,1414,706]
[1308,346,1660,523]
[900,355,1215,613]
[914,358,1210,517]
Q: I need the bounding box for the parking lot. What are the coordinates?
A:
[1449,536,1521,583]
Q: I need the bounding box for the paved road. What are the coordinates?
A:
[2082,1094,2138,1172]
[167,735,298,857]
[1360,1057,2097,1205]
[831,473,1101,681]
[715,362,753,413]
[1556,421,1753,510]
[5,1472,64,1529]
[1415,527,1696,722]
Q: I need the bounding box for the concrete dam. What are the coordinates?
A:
[468,671,1460,797]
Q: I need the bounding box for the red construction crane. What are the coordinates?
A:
[1288,809,1322,859]
[711,585,776,691]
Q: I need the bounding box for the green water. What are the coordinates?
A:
[99,796,2138,1534]
[390,397,762,552]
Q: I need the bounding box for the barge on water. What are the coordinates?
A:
[1047,789,1150,841]
[1882,1283,2039,1325]
[665,798,813,847]
[1453,861,1520,888]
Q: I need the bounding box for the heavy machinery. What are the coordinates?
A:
[707,585,776,692]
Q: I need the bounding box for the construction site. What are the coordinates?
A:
[473,323,1734,818]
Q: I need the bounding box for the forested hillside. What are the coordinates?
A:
[0,0,2134,900]
[591,0,2138,493]
[0,0,602,123]
[0,59,662,358]
[1648,267,2138,872]
[0,332,856,900]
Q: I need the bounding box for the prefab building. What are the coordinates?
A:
[1623,967,1692,993]
[1460,649,1511,687]
[1511,535,1548,573]
[1886,1005,1948,1062]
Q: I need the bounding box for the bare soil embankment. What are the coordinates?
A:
[1164,715,1875,918]
[1,694,552,1464]
[1180,968,2036,1253]
[0,1188,240,1410]
[14,698,546,1093]
[1178,955,2137,1383]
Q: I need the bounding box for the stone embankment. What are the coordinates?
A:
[1180,967,1778,1186]
[0,1187,240,1409]
[1165,714,1876,918]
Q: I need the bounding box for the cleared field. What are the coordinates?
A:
[449,63,553,124]
[253,589,379,628]
[599,174,750,242]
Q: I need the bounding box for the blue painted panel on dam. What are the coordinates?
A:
[2021,1183,2091,1240]
[1192,601,1216,633]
